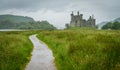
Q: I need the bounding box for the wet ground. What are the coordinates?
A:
[25,35,56,70]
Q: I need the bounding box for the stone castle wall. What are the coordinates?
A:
[69,11,96,28]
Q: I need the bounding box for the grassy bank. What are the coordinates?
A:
[0,31,33,70]
[37,29,120,70]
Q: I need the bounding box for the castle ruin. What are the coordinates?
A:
[67,11,96,28]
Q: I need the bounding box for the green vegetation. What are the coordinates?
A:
[0,31,34,70]
[65,27,96,30]
[97,17,120,30]
[102,22,120,30]
[0,15,34,23]
[0,28,120,70]
[37,29,120,70]
[0,15,56,30]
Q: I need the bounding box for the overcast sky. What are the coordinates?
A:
[0,0,120,28]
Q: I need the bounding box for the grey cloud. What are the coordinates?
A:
[0,0,72,11]
[0,0,120,12]
[0,0,120,27]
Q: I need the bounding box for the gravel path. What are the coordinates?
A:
[25,35,56,70]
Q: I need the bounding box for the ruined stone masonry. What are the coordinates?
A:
[67,11,96,28]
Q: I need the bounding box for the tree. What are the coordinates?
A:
[102,22,120,30]
[112,22,120,29]
[102,22,112,29]
[65,24,69,29]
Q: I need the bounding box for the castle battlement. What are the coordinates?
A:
[68,11,96,28]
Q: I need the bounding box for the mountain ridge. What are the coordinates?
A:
[97,17,120,29]
[0,14,35,23]
[0,14,56,30]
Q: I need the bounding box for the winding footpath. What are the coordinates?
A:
[25,35,57,70]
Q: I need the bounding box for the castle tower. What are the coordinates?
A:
[71,11,74,16]
[71,11,74,21]
[69,11,96,28]
[77,11,79,16]
[87,15,96,27]
[80,14,83,19]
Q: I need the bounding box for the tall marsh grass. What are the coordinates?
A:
[38,29,120,70]
[0,31,33,70]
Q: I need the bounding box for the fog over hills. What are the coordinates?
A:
[97,17,120,29]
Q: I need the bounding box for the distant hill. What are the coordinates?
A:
[97,17,120,29]
[0,15,34,23]
[0,14,56,30]
[97,22,108,29]
[114,17,120,22]
[100,17,120,30]
[102,21,120,30]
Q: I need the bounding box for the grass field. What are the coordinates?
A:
[0,29,120,70]
[0,31,34,70]
[37,29,120,70]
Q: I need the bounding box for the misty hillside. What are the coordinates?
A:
[0,15,56,30]
[114,17,120,22]
[0,15,34,23]
[97,22,108,29]
[97,17,120,29]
